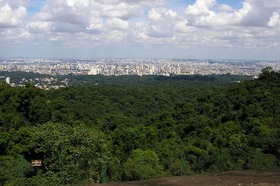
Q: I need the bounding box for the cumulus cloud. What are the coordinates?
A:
[185,0,280,27]
[149,8,177,21]
[145,8,179,38]
[107,18,128,30]
[86,14,103,34]
[179,0,280,52]
[28,21,51,33]
[239,1,272,27]
[268,12,280,27]
[26,0,145,35]
[96,0,162,6]
[99,2,142,20]
[186,0,216,16]
[1,0,30,8]
[0,2,27,28]
[219,4,233,12]
[1,0,280,59]
[185,0,242,26]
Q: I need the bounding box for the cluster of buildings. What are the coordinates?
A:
[0,58,280,77]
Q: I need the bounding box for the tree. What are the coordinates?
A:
[32,122,111,184]
[123,149,164,181]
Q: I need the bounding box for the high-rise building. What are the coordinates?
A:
[5,77,10,84]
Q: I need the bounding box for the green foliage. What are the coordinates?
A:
[0,155,33,186]
[1,69,280,184]
[32,122,110,184]
[5,127,35,156]
[123,149,165,180]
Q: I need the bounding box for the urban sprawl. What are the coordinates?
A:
[1,58,280,77]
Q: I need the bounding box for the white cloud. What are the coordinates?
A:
[185,0,280,27]
[0,3,27,28]
[185,0,244,26]
[219,4,233,12]
[99,2,142,20]
[0,0,280,59]
[147,24,174,38]
[107,18,128,30]
[107,30,127,43]
[186,0,216,16]
[146,8,179,38]
[26,0,145,36]
[66,0,90,7]
[1,0,30,8]
[28,21,51,32]
[268,12,280,27]
[86,14,103,34]
[148,8,162,20]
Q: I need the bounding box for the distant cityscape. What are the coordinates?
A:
[1,58,280,77]
[1,58,280,89]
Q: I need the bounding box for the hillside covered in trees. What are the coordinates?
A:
[0,68,280,185]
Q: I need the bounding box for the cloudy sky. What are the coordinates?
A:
[0,0,280,60]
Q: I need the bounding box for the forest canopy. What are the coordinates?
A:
[0,69,280,185]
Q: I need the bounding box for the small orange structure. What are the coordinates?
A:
[31,160,42,167]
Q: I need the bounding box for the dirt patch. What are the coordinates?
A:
[94,169,280,186]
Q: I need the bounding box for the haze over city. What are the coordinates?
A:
[0,0,280,60]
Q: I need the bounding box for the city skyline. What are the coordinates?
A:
[1,0,280,60]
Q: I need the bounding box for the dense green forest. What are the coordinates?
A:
[0,68,280,185]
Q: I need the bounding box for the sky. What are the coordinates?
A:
[0,0,280,60]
